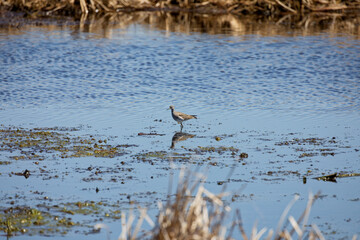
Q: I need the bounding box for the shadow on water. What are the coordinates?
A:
[170,131,196,149]
[1,9,359,38]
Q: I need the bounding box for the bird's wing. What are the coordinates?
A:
[177,113,185,120]
[178,112,195,120]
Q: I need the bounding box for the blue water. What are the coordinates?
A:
[1,27,359,120]
[1,16,360,239]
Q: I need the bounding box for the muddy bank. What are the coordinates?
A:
[1,0,360,16]
[1,8,359,38]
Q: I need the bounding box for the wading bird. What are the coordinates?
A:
[169,105,197,131]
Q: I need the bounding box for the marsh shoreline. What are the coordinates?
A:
[1,7,359,39]
[1,0,360,18]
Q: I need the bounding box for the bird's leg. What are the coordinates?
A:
[180,123,183,132]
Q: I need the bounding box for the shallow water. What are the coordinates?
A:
[0,12,360,239]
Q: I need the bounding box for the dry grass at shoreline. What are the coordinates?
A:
[1,6,359,38]
[94,167,352,240]
[0,0,359,15]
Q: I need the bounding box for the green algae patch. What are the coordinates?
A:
[275,137,338,147]
[275,137,345,159]
[141,151,168,159]
[134,145,243,167]
[55,201,122,219]
[0,206,77,237]
[313,172,360,182]
[0,201,124,237]
[299,152,317,158]
[185,146,239,157]
[135,151,192,164]
[0,161,11,165]
[0,126,126,163]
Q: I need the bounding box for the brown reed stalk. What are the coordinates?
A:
[111,167,345,240]
[1,0,359,15]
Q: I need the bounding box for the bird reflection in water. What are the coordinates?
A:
[170,132,196,149]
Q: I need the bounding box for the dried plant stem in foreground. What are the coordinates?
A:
[104,167,356,240]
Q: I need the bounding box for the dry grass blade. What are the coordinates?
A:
[265,229,274,240]
[236,210,249,240]
[152,167,232,240]
[132,208,147,239]
[93,223,111,240]
[300,192,315,232]
[274,0,297,13]
[275,194,300,238]
[1,0,359,15]
[120,212,126,240]
[118,207,154,240]
[109,169,351,240]
[79,0,88,13]
[311,224,325,240]
[288,216,302,236]
[254,226,268,240]
[288,191,320,238]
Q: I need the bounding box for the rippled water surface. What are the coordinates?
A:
[1,13,360,239]
[2,25,360,122]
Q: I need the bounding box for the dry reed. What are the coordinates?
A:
[0,0,359,15]
[2,10,358,38]
[92,167,357,240]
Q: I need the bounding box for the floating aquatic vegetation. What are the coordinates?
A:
[275,137,345,159]
[0,201,124,237]
[0,206,77,236]
[134,151,192,165]
[55,201,122,219]
[275,137,337,146]
[313,172,360,183]
[0,126,126,163]
[299,152,317,158]
[0,161,11,165]
[138,132,165,136]
[134,145,245,168]
[314,173,338,182]
[239,152,248,159]
[13,169,31,178]
[189,146,239,154]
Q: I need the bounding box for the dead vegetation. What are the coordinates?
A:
[94,167,351,240]
[0,0,359,15]
[1,9,359,38]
